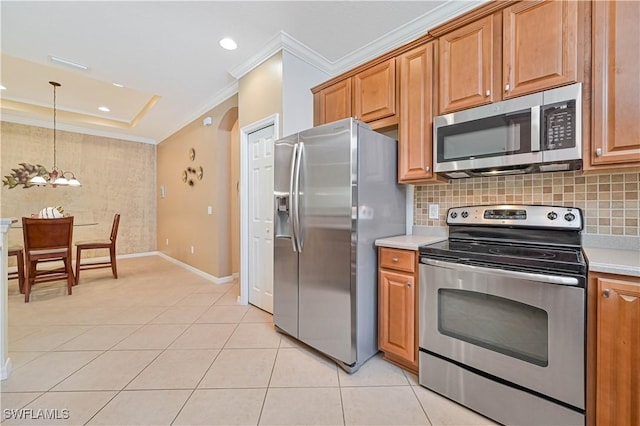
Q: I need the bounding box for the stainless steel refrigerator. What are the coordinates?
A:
[273,118,406,373]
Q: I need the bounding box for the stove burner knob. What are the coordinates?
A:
[461,211,469,219]
[564,212,576,222]
[547,212,558,220]
[450,212,458,219]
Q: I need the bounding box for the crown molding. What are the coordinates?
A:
[155,80,238,144]
[0,114,157,144]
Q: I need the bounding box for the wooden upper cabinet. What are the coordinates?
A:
[503,0,578,99]
[595,276,640,426]
[589,0,640,169]
[354,59,396,122]
[397,42,442,183]
[314,78,352,126]
[439,15,496,114]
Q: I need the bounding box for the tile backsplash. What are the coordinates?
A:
[414,169,640,236]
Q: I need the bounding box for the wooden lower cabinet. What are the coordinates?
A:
[587,272,640,426]
[378,247,418,373]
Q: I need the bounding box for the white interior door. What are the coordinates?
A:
[248,126,275,312]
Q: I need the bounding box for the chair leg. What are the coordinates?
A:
[16,250,25,294]
[110,246,118,279]
[75,246,81,285]
[25,260,35,303]
[65,258,73,296]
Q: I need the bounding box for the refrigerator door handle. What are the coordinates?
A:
[289,144,299,253]
[293,141,304,251]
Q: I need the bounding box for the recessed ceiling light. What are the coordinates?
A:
[49,55,88,71]
[98,106,111,112]
[112,83,124,88]
[0,85,6,90]
[219,37,237,50]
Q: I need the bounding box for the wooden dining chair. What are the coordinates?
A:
[8,246,25,294]
[22,216,74,303]
[75,213,120,285]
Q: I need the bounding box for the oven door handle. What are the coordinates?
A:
[420,258,580,286]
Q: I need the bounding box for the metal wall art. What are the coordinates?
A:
[182,148,203,187]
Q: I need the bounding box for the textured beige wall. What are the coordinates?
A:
[156,95,238,279]
[415,168,640,236]
[1,121,156,257]
[238,51,283,133]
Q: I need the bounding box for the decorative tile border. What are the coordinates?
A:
[415,169,640,236]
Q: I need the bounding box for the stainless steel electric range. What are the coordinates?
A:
[419,205,587,426]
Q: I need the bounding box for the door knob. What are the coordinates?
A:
[425,166,430,173]
[505,84,510,92]
[595,148,603,157]
[407,282,412,287]
[392,257,399,262]
[603,288,610,298]
[485,90,491,97]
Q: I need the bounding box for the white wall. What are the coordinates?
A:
[282,50,331,136]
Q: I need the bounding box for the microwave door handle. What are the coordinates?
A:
[531,105,541,152]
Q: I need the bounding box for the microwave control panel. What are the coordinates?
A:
[542,100,576,150]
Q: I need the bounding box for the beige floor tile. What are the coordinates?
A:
[225,323,281,349]
[98,306,167,325]
[9,326,93,352]
[259,387,344,426]
[196,305,249,323]
[86,389,191,425]
[213,292,241,305]
[341,386,428,425]
[405,370,420,386]
[2,391,117,425]
[169,323,236,349]
[150,305,209,324]
[278,334,304,348]
[55,325,141,351]
[241,306,273,323]
[0,352,101,393]
[52,350,159,391]
[8,326,42,343]
[413,385,499,426]
[0,393,43,418]
[175,293,222,306]
[338,353,409,387]
[7,352,46,370]
[112,324,188,350]
[270,348,338,387]
[190,282,234,294]
[173,388,266,426]
[126,349,219,390]
[199,348,276,389]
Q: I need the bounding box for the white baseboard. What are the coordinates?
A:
[155,253,234,284]
[232,272,239,279]
[1,357,12,381]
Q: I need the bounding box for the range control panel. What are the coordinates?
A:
[447,205,583,230]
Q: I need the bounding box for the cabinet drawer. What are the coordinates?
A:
[380,248,415,273]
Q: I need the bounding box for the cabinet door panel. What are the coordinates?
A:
[503,0,577,98]
[590,1,640,168]
[596,277,640,426]
[397,42,435,182]
[317,79,352,125]
[439,16,494,114]
[354,59,396,122]
[379,269,415,362]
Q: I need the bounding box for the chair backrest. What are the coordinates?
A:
[110,214,120,243]
[22,216,74,252]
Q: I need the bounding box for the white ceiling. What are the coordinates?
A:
[1,1,484,144]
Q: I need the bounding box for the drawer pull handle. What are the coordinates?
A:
[392,257,399,262]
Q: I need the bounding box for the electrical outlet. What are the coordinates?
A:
[207,206,213,215]
[190,245,195,254]
[165,238,169,246]
[429,204,439,219]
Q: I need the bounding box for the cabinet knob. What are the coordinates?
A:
[505,84,510,92]
[425,166,430,173]
[392,257,399,262]
[603,288,610,298]
[485,90,491,97]
[596,148,603,157]
[407,282,412,287]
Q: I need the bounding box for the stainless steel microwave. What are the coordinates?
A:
[434,83,582,179]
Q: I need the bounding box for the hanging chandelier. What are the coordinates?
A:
[29,81,81,187]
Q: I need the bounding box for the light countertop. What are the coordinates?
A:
[583,247,640,277]
[375,235,447,251]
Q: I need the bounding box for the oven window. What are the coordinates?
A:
[438,289,548,367]
[437,111,532,162]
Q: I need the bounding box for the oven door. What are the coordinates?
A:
[419,258,585,410]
